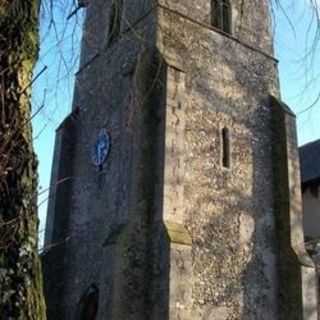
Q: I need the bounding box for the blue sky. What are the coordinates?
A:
[274,0,320,144]
[32,0,320,245]
[32,1,83,241]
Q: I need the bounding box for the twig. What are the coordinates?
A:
[20,65,48,95]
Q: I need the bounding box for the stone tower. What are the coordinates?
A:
[42,0,318,319]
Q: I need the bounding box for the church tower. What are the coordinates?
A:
[43,1,318,319]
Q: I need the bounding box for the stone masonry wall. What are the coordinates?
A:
[156,2,281,319]
[43,1,311,320]
[44,0,159,319]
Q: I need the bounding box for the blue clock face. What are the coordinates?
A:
[92,129,111,167]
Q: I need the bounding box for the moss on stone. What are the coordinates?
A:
[164,221,192,245]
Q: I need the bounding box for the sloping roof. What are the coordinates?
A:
[299,139,320,184]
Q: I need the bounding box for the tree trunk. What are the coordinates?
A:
[0,1,46,319]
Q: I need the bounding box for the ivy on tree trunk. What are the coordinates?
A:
[0,0,46,319]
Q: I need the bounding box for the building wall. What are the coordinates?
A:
[43,1,315,319]
[44,1,159,318]
[303,187,320,239]
[155,2,280,319]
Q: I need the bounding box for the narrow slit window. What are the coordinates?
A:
[211,0,231,34]
[222,127,230,168]
[108,0,122,45]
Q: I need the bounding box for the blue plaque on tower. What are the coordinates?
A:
[92,129,111,167]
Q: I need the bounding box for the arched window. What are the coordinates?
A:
[221,127,231,168]
[76,284,99,320]
[211,0,231,34]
